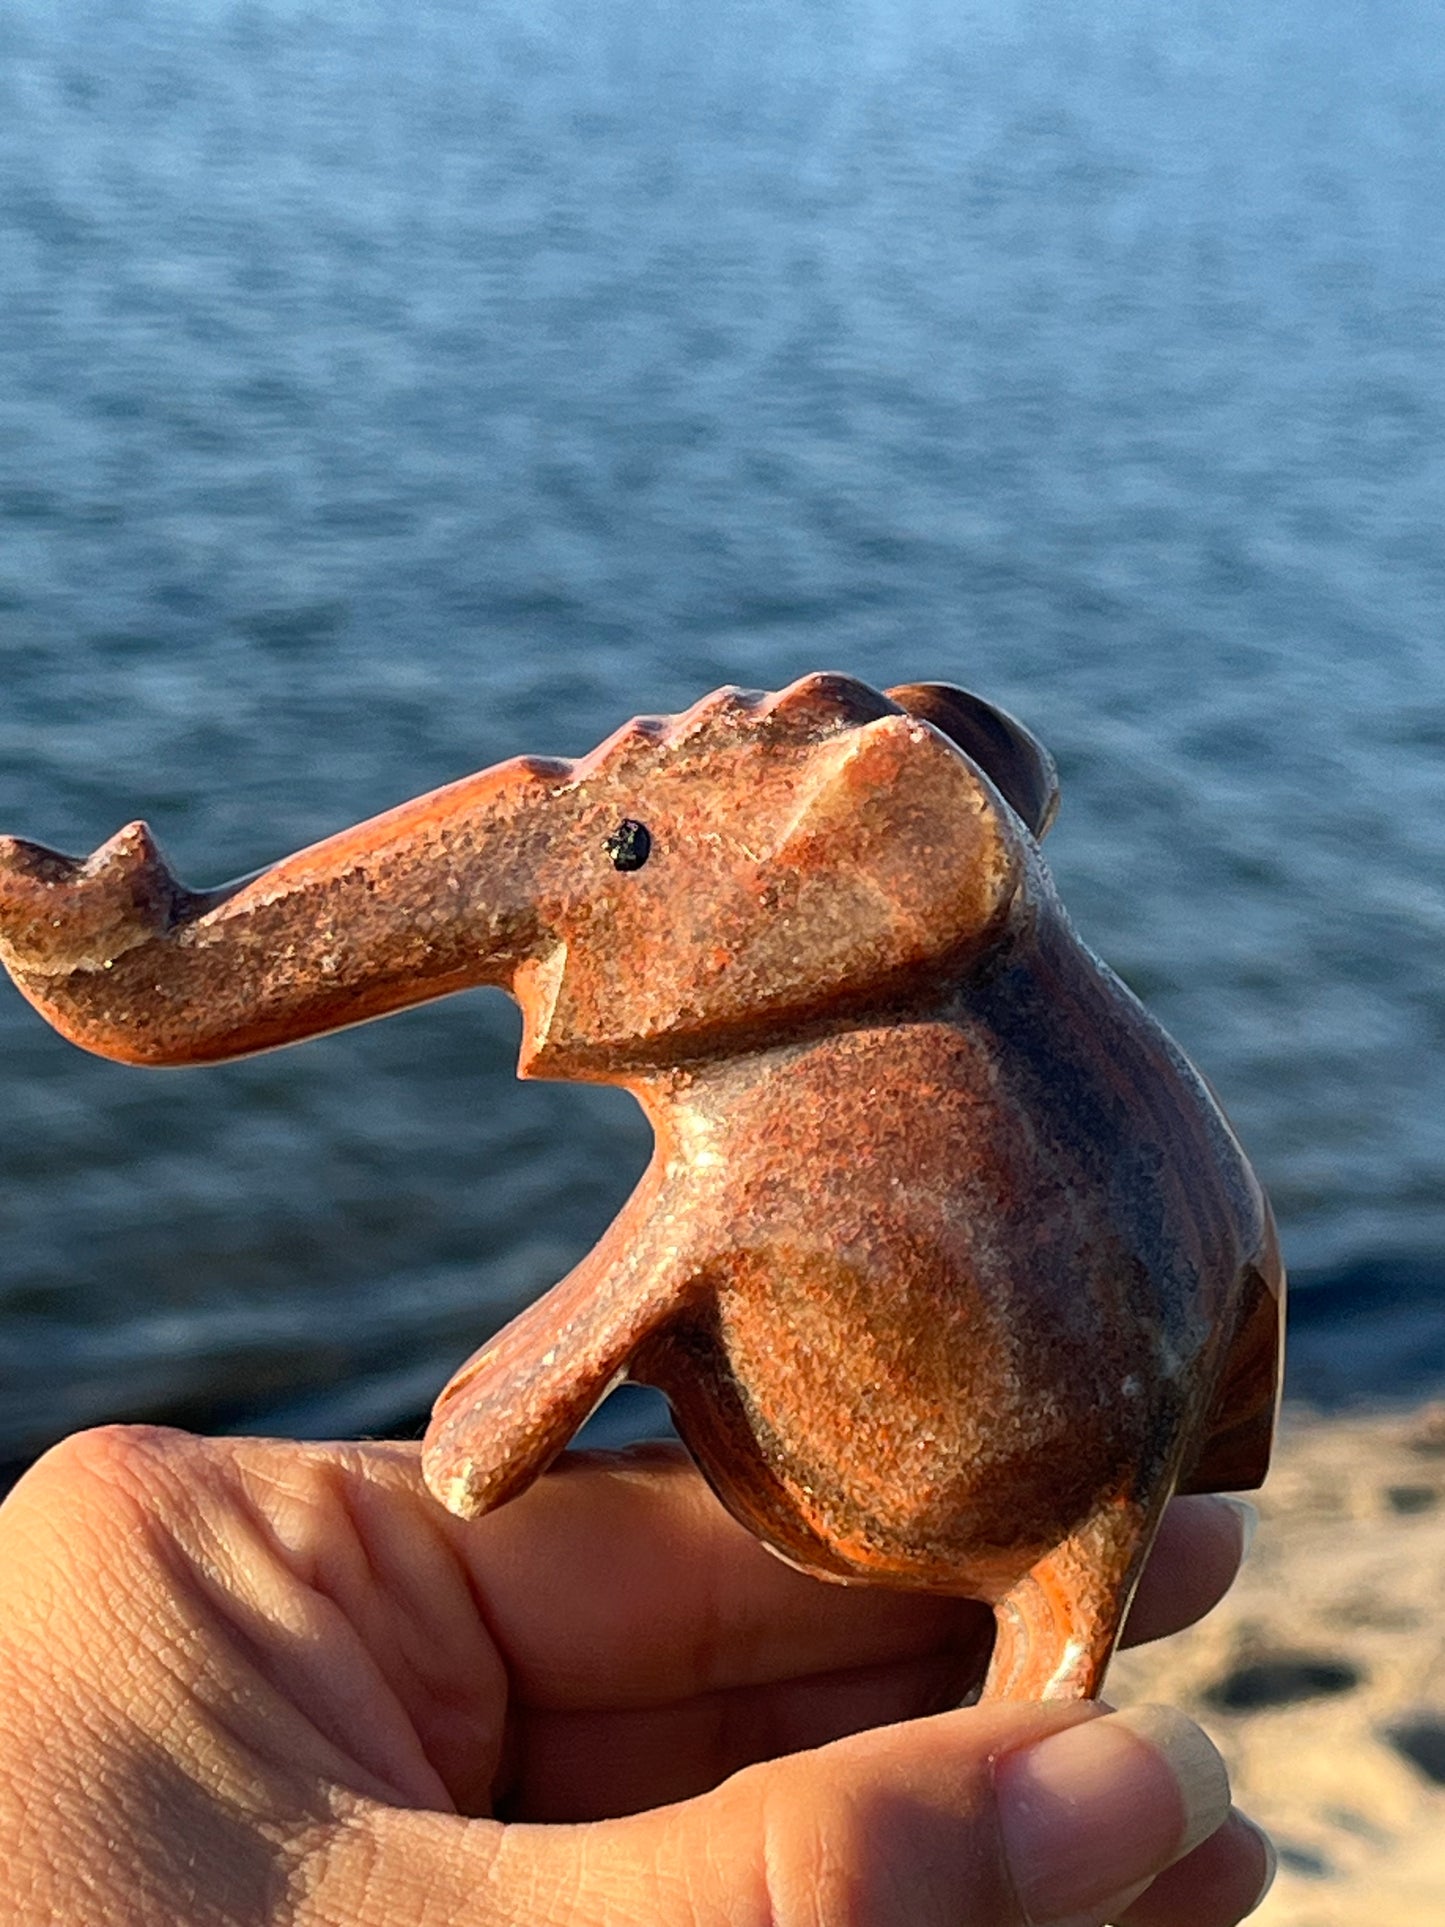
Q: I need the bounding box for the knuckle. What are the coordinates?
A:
[21,1423,200,1520]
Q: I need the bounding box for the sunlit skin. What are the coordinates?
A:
[0,1427,1273,1926]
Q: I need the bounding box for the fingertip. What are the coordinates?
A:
[1215,1496,1259,1560]
[1115,1809,1277,1927]
[1123,1495,1253,1648]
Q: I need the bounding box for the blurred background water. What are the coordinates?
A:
[2,0,1443,1465]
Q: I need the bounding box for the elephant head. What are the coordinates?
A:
[0,674,1058,1079]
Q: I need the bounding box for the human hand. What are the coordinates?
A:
[0,1426,1272,1925]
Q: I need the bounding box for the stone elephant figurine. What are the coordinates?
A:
[0,672,1283,1701]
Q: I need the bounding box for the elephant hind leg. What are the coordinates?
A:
[982,1495,1160,1702]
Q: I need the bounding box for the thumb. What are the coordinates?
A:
[299,1702,1235,1927]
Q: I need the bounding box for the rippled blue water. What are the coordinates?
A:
[2,0,1443,1455]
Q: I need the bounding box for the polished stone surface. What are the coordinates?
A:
[0,674,1283,1699]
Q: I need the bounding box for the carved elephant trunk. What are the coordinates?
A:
[0,755,565,1065]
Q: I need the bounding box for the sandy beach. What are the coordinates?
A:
[1110,1402,1445,1925]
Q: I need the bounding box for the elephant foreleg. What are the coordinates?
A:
[422,1187,701,1520]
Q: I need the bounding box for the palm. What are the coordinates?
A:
[158,1438,996,1821]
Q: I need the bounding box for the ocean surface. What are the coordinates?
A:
[2,0,1444,1463]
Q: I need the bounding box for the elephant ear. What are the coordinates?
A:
[886,683,1059,839]
[742,711,1032,1009]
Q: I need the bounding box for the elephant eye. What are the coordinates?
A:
[605,819,652,872]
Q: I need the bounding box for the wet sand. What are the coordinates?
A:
[1110,1403,1445,1925]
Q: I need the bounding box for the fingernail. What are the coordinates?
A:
[1216,1497,1259,1561]
[995,1705,1231,1925]
[1240,1814,1278,1912]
